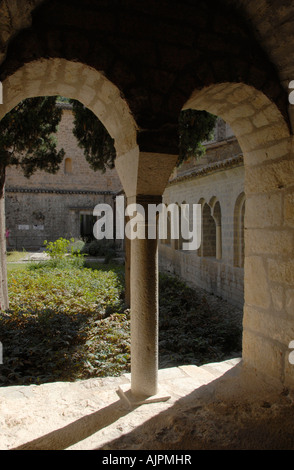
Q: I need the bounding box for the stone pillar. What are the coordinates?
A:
[128,195,161,397]
[115,150,178,398]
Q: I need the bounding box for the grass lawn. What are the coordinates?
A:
[6,250,27,263]
[0,259,243,387]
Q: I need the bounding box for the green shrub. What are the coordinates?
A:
[1,265,242,386]
[70,239,85,255]
[44,237,74,259]
[82,239,116,258]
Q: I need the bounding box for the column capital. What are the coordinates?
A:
[115,150,178,198]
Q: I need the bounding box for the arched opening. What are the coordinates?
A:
[210,198,222,261]
[0,58,140,384]
[0,58,138,159]
[182,82,293,385]
[202,202,216,258]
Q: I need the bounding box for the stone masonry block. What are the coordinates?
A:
[268,259,294,286]
[244,256,271,309]
[245,159,294,193]
[245,229,293,256]
[245,193,282,228]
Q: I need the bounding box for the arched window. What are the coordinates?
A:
[234,192,245,268]
[64,158,73,174]
[178,201,187,251]
[197,198,205,257]
[174,203,181,250]
[211,200,222,260]
[161,204,171,245]
[202,202,216,257]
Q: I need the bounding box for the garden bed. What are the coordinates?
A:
[0,260,242,386]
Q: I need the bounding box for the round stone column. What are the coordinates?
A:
[129,195,161,398]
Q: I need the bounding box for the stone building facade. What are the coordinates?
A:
[5,106,123,251]
[159,119,245,307]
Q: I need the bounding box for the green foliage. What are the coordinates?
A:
[70,98,217,173]
[1,263,128,385]
[0,97,65,180]
[70,99,116,173]
[81,239,117,263]
[41,237,85,269]
[178,109,217,165]
[70,239,85,255]
[0,263,242,386]
[44,237,74,260]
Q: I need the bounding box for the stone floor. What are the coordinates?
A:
[1,357,294,450]
[0,358,241,450]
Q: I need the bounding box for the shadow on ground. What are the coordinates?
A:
[10,362,294,451]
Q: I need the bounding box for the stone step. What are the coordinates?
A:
[199,357,242,378]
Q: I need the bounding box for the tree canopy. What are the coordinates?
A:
[178,109,217,165]
[0,96,65,191]
[70,98,217,172]
[0,95,217,183]
[70,99,116,174]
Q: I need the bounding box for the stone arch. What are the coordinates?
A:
[183,82,294,386]
[183,83,291,158]
[0,58,138,159]
[234,192,246,268]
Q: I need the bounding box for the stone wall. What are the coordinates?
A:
[159,139,245,307]
[5,189,115,251]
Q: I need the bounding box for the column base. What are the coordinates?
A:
[116,384,171,410]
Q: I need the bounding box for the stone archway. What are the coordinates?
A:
[0,56,178,400]
[0,56,140,308]
[183,82,294,388]
[0,57,138,159]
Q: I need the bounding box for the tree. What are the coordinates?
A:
[71,99,217,171]
[0,96,65,183]
[178,109,217,165]
[0,96,65,310]
[70,99,116,173]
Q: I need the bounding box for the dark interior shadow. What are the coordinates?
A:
[12,397,136,451]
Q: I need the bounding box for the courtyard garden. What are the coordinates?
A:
[0,246,243,387]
